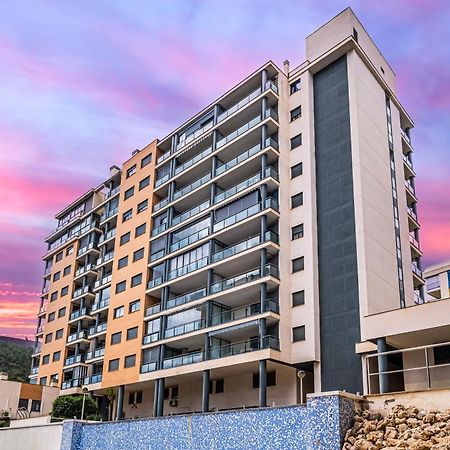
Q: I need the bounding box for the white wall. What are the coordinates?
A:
[0,423,62,450]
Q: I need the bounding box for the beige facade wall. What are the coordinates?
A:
[0,423,62,450]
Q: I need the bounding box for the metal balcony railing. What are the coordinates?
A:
[86,348,105,361]
[64,354,84,366]
[88,322,107,336]
[69,307,89,321]
[67,330,88,343]
[91,298,109,312]
[84,374,102,385]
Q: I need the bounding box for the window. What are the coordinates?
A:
[290,134,302,150]
[127,327,138,341]
[124,354,136,368]
[209,378,224,394]
[292,224,304,240]
[291,192,303,208]
[55,252,63,262]
[129,300,140,313]
[58,307,66,318]
[137,200,148,214]
[61,286,69,297]
[42,354,50,365]
[291,162,303,179]
[292,290,305,307]
[253,371,276,388]
[292,257,305,273]
[434,345,450,365]
[55,329,64,340]
[115,281,126,294]
[111,332,122,345]
[124,187,134,200]
[53,271,61,282]
[52,351,61,362]
[293,325,306,342]
[141,153,152,168]
[120,232,130,246]
[39,377,47,386]
[135,223,146,237]
[48,312,55,322]
[133,248,144,262]
[50,292,58,302]
[290,79,301,94]
[122,209,132,222]
[126,164,136,178]
[131,273,142,287]
[353,27,358,42]
[63,265,71,276]
[18,398,29,409]
[118,256,128,270]
[139,176,150,190]
[290,106,301,121]
[128,391,143,405]
[66,245,74,256]
[31,400,41,412]
[108,358,120,372]
[114,305,124,318]
[45,333,52,344]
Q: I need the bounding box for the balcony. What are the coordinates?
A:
[94,274,112,289]
[64,354,85,367]
[145,303,161,317]
[166,287,207,311]
[167,256,209,281]
[77,242,99,258]
[407,207,418,223]
[72,285,94,300]
[46,211,84,240]
[151,221,168,238]
[75,263,96,279]
[91,298,109,313]
[98,228,116,245]
[411,263,424,280]
[210,264,280,295]
[100,207,119,223]
[43,267,52,278]
[86,348,105,361]
[209,335,279,359]
[61,379,82,390]
[173,172,212,201]
[176,121,214,152]
[217,86,263,124]
[213,197,279,232]
[141,361,157,374]
[409,234,422,254]
[30,367,39,376]
[169,226,210,253]
[67,330,88,343]
[88,322,107,336]
[174,145,214,177]
[32,344,42,355]
[38,305,47,316]
[215,142,262,177]
[96,252,114,266]
[401,129,411,146]
[83,374,102,385]
[143,332,160,345]
[106,186,120,199]
[162,350,204,369]
[171,200,210,228]
[69,307,90,322]
[36,325,45,335]
[153,196,171,213]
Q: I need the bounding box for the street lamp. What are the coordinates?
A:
[297,370,306,404]
[81,386,89,421]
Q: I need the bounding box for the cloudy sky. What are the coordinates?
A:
[1,0,449,339]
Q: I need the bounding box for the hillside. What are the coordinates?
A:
[0,337,33,382]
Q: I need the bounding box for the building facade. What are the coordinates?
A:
[31,8,429,418]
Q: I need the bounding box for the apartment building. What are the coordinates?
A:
[31,8,431,418]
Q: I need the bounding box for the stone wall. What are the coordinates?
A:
[60,392,360,450]
[343,404,450,449]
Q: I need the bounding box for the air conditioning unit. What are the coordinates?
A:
[169,399,178,407]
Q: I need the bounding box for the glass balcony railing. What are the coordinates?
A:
[151,222,168,237]
[149,249,166,262]
[174,145,213,176]
[77,242,99,257]
[403,154,414,171]
[30,367,39,375]
[75,263,96,278]
[86,348,105,361]
[264,108,279,122]
[264,80,278,94]
[215,143,261,176]
[173,172,212,201]
[162,350,204,369]
[166,287,207,310]
[412,263,423,278]
[142,332,160,345]
[72,285,94,299]
[177,121,214,151]
[405,180,416,196]
[157,150,171,166]
[61,378,82,390]
[164,317,206,339]
[213,197,279,232]
[171,200,210,228]
[401,129,411,145]
[98,228,116,244]
[96,252,114,266]
[141,361,157,373]
[169,226,210,253]
[91,298,109,312]
[67,330,88,343]
[217,87,262,123]
[145,303,161,317]
[64,354,84,366]
[167,256,209,281]
[147,276,164,290]
[209,335,279,360]
[69,307,89,321]
[155,173,171,189]
[409,235,421,250]
[33,344,42,354]
[94,274,112,289]
[84,374,102,385]
[100,207,118,223]
[88,322,107,336]
[211,231,279,264]
[408,207,418,222]
[106,186,120,199]
[153,196,170,213]
[36,325,45,334]
[210,264,280,295]
[426,276,440,291]
[217,115,261,149]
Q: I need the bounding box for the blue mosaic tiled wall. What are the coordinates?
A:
[60,393,358,450]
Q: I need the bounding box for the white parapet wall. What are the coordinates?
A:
[0,422,63,450]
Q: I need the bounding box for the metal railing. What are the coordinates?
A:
[100,207,118,223]
[106,186,120,198]
[61,379,82,390]
[216,115,261,149]
[177,121,214,150]
[215,143,261,176]
[412,263,423,278]
[365,341,450,395]
[151,221,168,237]
[143,332,160,345]
[77,242,99,257]
[72,285,93,299]
[163,350,204,369]
[426,276,441,291]
[145,303,162,317]
[153,195,170,213]
[409,234,421,250]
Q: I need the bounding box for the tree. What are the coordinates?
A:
[51,395,99,420]
[105,387,116,421]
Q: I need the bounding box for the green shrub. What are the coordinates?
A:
[51,395,98,420]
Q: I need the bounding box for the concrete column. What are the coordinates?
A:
[170,135,176,154]
[168,181,175,202]
[116,385,124,420]
[261,124,267,147]
[377,338,390,394]
[153,380,159,417]
[161,286,169,310]
[213,105,220,125]
[261,96,267,119]
[204,334,209,361]
[261,153,267,176]
[157,378,165,417]
[261,183,267,206]
[260,215,267,241]
[261,69,267,90]
[212,129,218,150]
[211,155,218,177]
[259,360,267,408]
[158,344,166,371]
[260,248,267,275]
[202,370,210,413]
[205,300,212,327]
[159,316,166,341]
[259,318,267,349]
[210,182,217,204]
[167,207,174,227]
[206,268,214,296]
[260,283,267,313]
